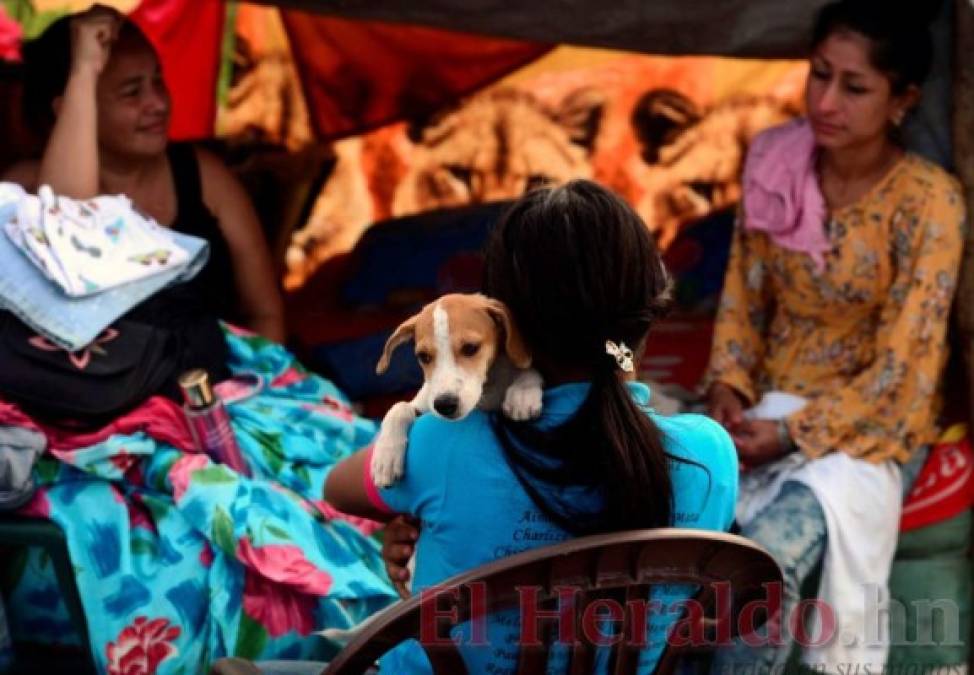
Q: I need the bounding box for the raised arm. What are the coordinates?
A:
[35,7,120,198]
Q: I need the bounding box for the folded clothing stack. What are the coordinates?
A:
[2,183,191,297]
[0,182,208,351]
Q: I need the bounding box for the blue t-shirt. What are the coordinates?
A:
[368,382,738,674]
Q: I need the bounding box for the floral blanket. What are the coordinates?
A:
[2,326,397,674]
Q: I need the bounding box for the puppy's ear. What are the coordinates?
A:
[485,299,532,369]
[377,316,418,374]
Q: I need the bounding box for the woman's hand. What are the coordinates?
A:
[382,515,419,599]
[707,382,746,431]
[732,419,788,469]
[69,5,121,77]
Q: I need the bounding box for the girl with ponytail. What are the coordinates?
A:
[326,179,738,674]
[485,180,695,537]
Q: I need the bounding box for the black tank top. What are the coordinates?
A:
[166,143,239,320]
[125,144,233,387]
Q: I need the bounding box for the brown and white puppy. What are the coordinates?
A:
[371,293,543,487]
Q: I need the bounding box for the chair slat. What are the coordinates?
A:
[424,643,469,674]
[611,583,652,675]
[516,613,553,675]
[320,529,783,675]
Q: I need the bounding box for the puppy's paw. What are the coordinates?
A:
[371,435,407,488]
[502,378,543,421]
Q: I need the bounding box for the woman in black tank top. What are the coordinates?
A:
[7,7,285,345]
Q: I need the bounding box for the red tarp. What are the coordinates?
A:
[279,11,550,139]
[130,0,225,140]
[7,3,548,142]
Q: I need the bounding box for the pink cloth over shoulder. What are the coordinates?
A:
[742,118,830,271]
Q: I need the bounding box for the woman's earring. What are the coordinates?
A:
[891,111,905,127]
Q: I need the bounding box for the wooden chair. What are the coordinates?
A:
[320,528,782,675]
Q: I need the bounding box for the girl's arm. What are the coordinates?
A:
[325,448,396,522]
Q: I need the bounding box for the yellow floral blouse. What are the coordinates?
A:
[703,153,967,464]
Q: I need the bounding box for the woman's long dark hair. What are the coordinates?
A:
[485,180,688,536]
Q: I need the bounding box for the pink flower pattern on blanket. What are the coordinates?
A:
[105,616,181,675]
[271,366,306,388]
[242,570,317,637]
[199,542,214,568]
[236,537,333,595]
[300,396,355,423]
[317,500,383,537]
[0,327,394,669]
[169,454,210,502]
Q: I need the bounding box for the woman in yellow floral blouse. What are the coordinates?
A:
[705,1,966,671]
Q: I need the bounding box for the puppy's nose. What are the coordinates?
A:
[433,394,460,418]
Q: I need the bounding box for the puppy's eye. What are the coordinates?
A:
[460,343,480,358]
[417,351,433,365]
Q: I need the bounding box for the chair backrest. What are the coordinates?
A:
[323,528,783,675]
